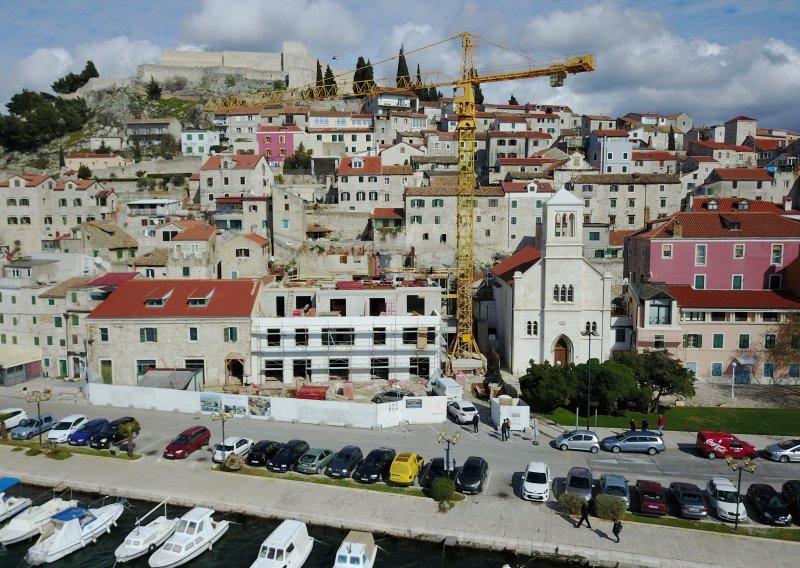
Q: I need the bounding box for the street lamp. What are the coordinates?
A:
[437,431,461,476]
[24,389,52,446]
[210,410,235,445]
[580,327,599,430]
[731,362,737,400]
[726,455,757,530]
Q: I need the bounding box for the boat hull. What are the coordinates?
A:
[0,499,78,546]
[0,497,33,523]
[115,517,179,563]
[148,521,229,568]
[250,537,312,568]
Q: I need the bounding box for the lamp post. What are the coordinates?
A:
[437,431,461,477]
[580,327,599,430]
[210,410,235,445]
[731,362,737,400]
[726,455,756,530]
[24,389,52,446]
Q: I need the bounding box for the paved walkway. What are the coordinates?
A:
[1,446,797,568]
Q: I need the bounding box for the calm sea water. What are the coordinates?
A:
[0,486,559,568]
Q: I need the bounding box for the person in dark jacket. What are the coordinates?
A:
[629,417,637,431]
[641,416,649,431]
[612,519,623,542]
[576,499,592,528]
[472,413,479,433]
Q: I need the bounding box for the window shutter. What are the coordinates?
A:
[696,335,702,348]
[140,329,145,342]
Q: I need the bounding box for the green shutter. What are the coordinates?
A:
[140,328,146,342]
[696,335,702,348]
[713,334,723,349]
[55,317,62,328]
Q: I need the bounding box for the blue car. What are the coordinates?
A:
[67,418,108,446]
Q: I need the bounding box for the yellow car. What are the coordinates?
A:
[389,452,425,486]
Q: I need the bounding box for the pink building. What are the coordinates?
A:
[257,125,304,163]
[625,211,800,291]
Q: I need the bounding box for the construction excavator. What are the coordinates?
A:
[206,32,595,374]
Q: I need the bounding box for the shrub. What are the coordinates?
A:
[557,492,585,516]
[45,447,72,460]
[592,494,627,520]
[430,477,456,512]
[25,447,42,457]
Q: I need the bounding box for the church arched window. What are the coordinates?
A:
[560,285,567,302]
[532,321,539,336]
[526,321,533,335]
[567,285,574,302]
[553,285,560,301]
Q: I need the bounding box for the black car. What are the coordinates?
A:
[267,439,309,472]
[455,456,488,495]
[89,416,139,449]
[669,482,708,519]
[747,483,793,526]
[420,457,453,489]
[246,440,283,466]
[326,445,363,478]
[354,447,396,483]
[782,480,800,522]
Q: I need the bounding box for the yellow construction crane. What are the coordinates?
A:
[206,33,595,373]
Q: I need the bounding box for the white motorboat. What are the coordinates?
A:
[24,500,125,565]
[0,477,32,523]
[148,507,229,568]
[250,519,313,568]
[115,499,178,563]
[333,531,377,568]
[0,496,79,546]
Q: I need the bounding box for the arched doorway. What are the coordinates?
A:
[553,336,571,367]
[225,357,244,384]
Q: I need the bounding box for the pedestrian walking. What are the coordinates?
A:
[641,416,649,431]
[472,413,479,433]
[612,519,623,543]
[575,500,592,529]
[657,414,665,436]
[500,419,508,441]
[629,417,637,432]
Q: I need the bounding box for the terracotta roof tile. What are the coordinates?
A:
[593,129,629,137]
[726,115,757,123]
[213,106,263,116]
[129,248,169,267]
[690,197,797,213]
[381,165,413,175]
[200,155,265,171]
[609,229,637,246]
[637,212,800,239]
[487,131,552,139]
[490,246,542,285]
[405,185,504,197]
[631,151,679,161]
[370,207,403,219]
[338,156,382,175]
[572,173,680,184]
[689,140,753,153]
[242,233,269,247]
[709,168,773,181]
[665,285,800,309]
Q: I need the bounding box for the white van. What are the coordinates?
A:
[427,376,463,402]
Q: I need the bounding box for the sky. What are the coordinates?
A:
[2,0,800,130]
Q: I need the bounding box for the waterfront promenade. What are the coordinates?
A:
[1,445,797,568]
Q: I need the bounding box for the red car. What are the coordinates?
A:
[635,480,667,516]
[163,426,211,459]
[696,431,758,460]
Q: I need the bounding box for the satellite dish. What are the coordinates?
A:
[94,257,103,265]
[37,276,46,285]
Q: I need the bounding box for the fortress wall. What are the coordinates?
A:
[222,51,282,71]
[138,64,207,84]
[160,50,223,67]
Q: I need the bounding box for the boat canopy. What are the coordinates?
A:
[52,507,88,521]
[0,477,21,492]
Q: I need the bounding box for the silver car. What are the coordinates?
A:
[601,431,666,455]
[564,467,593,501]
[598,474,630,508]
[764,439,800,463]
[554,430,600,453]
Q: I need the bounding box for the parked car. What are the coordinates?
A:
[447,401,479,424]
[706,478,747,522]
[521,461,550,502]
[764,439,800,463]
[47,414,87,443]
[564,467,593,501]
[372,390,414,404]
[389,452,425,486]
[296,448,335,474]
[747,483,793,526]
[89,416,139,449]
[12,414,56,440]
[212,436,253,464]
[554,430,600,453]
[601,431,665,455]
[354,447,396,483]
[635,480,667,516]
[246,440,283,467]
[326,445,363,478]
[420,457,452,489]
[455,456,489,495]
[163,426,210,459]
[68,418,108,446]
[669,482,708,519]
[598,474,630,509]
[0,408,27,431]
[781,480,800,522]
[267,439,310,472]
[696,431,758,460]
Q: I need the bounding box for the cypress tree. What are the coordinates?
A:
[364,59,375,92]
[414,63,427,101]
[473,83,484,105]
[668,126,676,151]
[354,56,366,93]
[323,65,337,95]
[316,60,323,86]
[396,46,410,88]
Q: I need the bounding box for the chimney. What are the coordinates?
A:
[644,206,651,224]
[673,219,683,238]
[784,197,792,211]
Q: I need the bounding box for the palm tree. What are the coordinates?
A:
[117,420,141,457]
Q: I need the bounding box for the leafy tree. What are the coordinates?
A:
[577,359,639,414]
[509,94,519,105]
[614,350,695,412]
[283,142,312,171]
[767,313,800,376]
[353,56,366,93]
[668,126,676,151]
[430,477,456,512]
[323,64,337,95]
[519,361,576,412]
[51,61,99,94]
[146,76,162,100]
[396,45,411,88]
[77,164,92,179]
[58,146,65,168]
[0,90,90,151]
[97,140,110,154]
[473,83,484,105]
[117,419,140,457]
[171,173,186,187]
[159,134,178,158]
[363,59,375,92]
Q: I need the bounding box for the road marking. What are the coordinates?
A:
[483,470,493,496]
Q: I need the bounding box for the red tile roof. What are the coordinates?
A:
[213,106,263,116]
[242,233,269,247]
[0,174,52,187]
[689,140,753,153]
[491,246,541,285]
[684,156,718,163]
[88,279,261,319]
[88,273,139,287]
[171,221,217,241]
[637,212,800,239]
[371,207,403,219]
[526,113,560,119]
[501,180,554,194]
[593,129,629,137]
[726,115,757,123]
[632,151,679,161]
[53,179,97,191]
[382,165,413,175]
[495,115,528,123]
[665,285,800,310]
[497,157,558,166]
[710,168,773,181]
[749,138,781,151]
[258,125,303,132]
[487,131,552,139]
[338,156,382,175]
[200,155,265,171]
[609,230,637,246]
[690,197,797,214]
